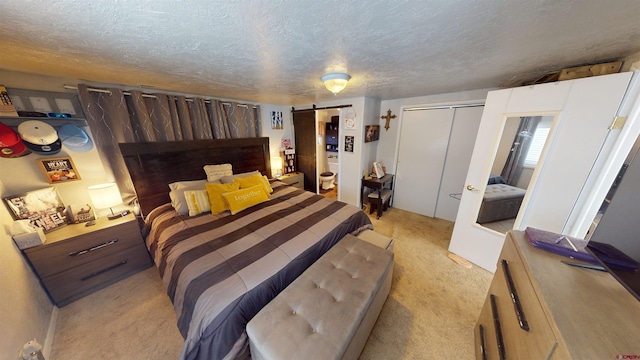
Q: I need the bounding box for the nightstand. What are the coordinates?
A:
[23,214,151,307]
[277,172,304,190]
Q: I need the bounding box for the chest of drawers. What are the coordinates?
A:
[24,215,151,306]
[475,231,640,359]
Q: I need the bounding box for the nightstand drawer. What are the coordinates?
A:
[26,219,142,277]
[278,172,304,189]
[42,242,151,306]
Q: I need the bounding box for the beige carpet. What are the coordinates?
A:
[50,207,493,359]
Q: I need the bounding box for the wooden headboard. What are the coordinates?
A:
[119,137,271,216]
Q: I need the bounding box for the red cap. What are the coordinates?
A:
[0,123,30,158]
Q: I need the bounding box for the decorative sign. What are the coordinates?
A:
[3,187,68,232]
[344,135,354,153]
[37,157,81,183]
[344,108,357,130]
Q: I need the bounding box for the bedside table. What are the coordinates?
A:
[23,214,151,307]
[277,172,304,190]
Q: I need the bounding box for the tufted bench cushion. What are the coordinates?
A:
[477,184,527,223]
[247,234,394,360]
[357,229,394,252]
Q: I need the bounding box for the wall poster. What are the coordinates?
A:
[344,135,354,153]
[3,187,68,232]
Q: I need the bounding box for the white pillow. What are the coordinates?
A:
[183,189,211,216]
[219,170,261,184]
[168,179,215,214]
[203,164,233,182]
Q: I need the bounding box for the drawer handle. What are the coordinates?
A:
[501,259,530,331]
[490,294,507,360]
[478,324,488,360]
[80,260,128,281]
[69,239,118,257]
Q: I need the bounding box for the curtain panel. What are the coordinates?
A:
[500,116,541,186]
[77,84,261,203]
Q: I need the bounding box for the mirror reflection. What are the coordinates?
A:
[477,115,554,233]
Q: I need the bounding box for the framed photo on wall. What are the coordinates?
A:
[365,125,380,143]
[37,157,81,183]
[3,187,68,232]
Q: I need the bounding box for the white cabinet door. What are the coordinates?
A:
[394,108,454,217]
[449,72,635,272]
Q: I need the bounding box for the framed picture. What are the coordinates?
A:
[37,157,81,183]
[373,161,385,178]
[68,203,96,223]
[344,135,354,153]
[271,111,284,130]
[365,125,380,143]
[3,187,68,232]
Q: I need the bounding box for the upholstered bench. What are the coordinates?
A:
[477,183,526,223]
[247,234,394,360]
[357,229,394,252]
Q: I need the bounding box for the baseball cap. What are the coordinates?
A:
[17,120,62,155]
[0,123,30,157]
[58,123,93,152]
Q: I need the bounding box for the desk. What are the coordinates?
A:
[361,174,394,219]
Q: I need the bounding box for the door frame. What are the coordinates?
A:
[392,100,485,216]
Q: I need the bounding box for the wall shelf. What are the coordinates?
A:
[0,116,88,128]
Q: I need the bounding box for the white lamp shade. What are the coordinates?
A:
[88,183,122,209]
[271,156,283,170]
[321,73,351,95]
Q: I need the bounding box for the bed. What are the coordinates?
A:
[119,138,372,360]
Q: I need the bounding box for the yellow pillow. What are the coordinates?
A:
[222,185,269,215]
[234,172,273,194]
[205,182,240,214]
[235,172,263,188]
[261,175,273,194]
[183,189,211,216]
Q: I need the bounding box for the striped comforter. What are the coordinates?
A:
[144,181,372,360]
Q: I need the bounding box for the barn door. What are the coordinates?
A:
[293,110,317,192]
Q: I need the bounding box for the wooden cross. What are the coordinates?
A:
[381,109,397,131]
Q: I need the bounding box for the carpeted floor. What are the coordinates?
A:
[49,207,493,359]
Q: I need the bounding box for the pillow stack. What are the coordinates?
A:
[169,167,274,217]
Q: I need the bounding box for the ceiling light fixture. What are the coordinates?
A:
[321,73,351,95]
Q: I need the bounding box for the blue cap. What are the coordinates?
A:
[58,123,93,152]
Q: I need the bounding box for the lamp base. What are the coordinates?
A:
[107,210,130,220]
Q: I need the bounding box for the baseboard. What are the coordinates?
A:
[42,306,59,358]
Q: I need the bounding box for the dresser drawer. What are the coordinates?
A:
[26,219,143,277]
[278,172,304,189]
[42,242,151,306]
[476,236,557,359]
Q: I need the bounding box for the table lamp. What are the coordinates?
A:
[88,183,128,220]
[271,156,283,177]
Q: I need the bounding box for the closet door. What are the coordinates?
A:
[434,106,484,221]
[394,108,454,217]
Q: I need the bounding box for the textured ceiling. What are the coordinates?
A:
[1,0,640,105]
